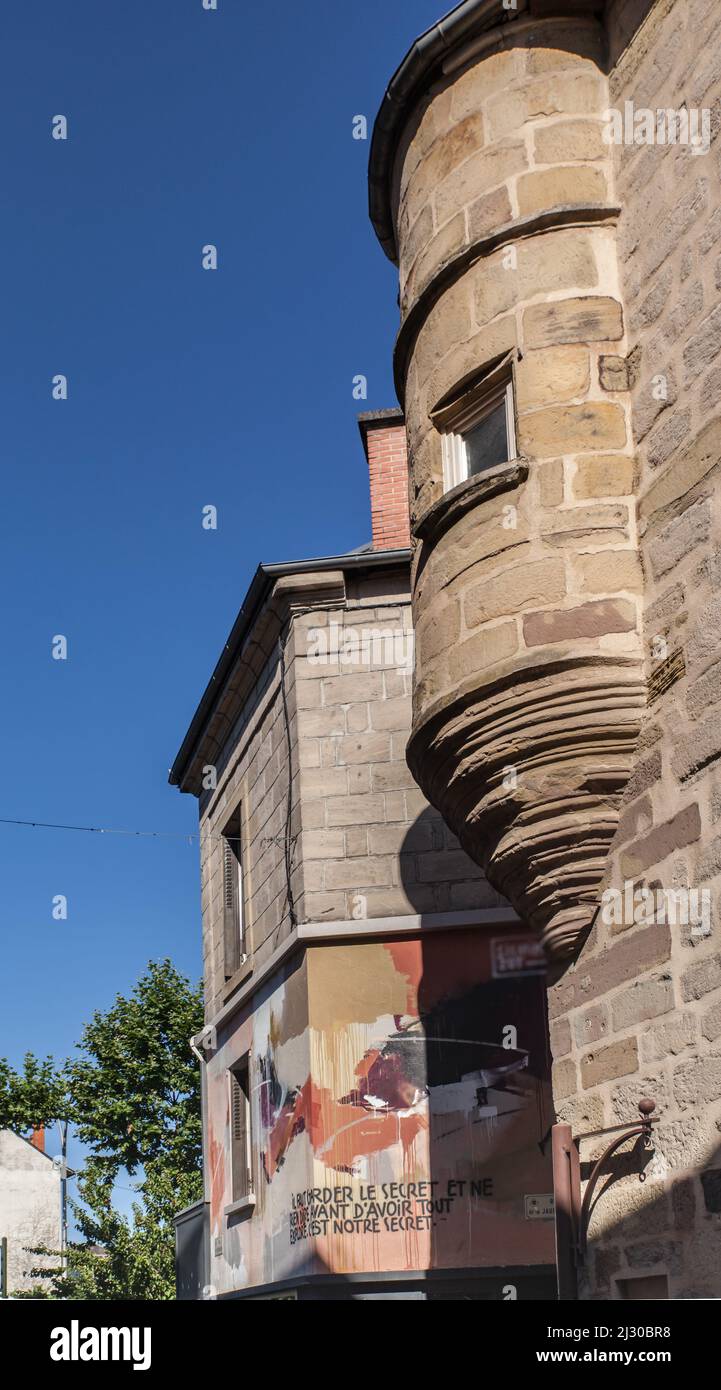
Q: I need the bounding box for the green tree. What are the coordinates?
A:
[6,959,204,1300]
[66,958,203,1182]
[0,1052,66,1133]
[23,1161,204,1301]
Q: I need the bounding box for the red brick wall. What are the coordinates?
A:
[363,419,411,551]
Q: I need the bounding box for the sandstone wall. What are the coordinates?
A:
[547,0,721,1298]
[293,585,495,924]
[394,17,645,959]
[387,0,721,1295]
[199,631,301,1020]
[200,564,497,1020]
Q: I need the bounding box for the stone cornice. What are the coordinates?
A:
[170,549,411,795]
[409,649,645,764]
[413,458,529,545]
[202,906,523,1034]
[393,203,621,404]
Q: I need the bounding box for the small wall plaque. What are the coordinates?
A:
[524,1193,555,1220]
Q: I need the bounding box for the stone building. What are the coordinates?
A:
[171,417,559,1300]
[368,0,721,1298]
[0,1127,62,1294]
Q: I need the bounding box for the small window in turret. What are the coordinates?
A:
[432,356,517,492]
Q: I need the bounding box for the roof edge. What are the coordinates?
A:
[169,547,412,792]
[0,1128,65,1167]
[368,0,519,261]
[367,0,605,261]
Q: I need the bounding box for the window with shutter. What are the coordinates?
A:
[222,808,244,979]
[431,353,518,492]
[230,1060,252,1203]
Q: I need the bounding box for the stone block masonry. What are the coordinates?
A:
[370,0,721,1302]
[547,0,721,1301]
[192,564,499,1019]
[394,14,645,961]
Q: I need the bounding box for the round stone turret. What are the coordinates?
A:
[370,4,645,959]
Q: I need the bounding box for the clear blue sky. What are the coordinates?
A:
[0,0,446,1091]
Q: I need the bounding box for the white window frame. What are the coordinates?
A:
[432,355,517,493]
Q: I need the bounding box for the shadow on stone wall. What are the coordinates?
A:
[579,1124,721,1300]
[394,807,557,1299]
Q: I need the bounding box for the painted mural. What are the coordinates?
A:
[206,929,555,1295]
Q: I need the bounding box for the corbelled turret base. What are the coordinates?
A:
[408,657,645,960]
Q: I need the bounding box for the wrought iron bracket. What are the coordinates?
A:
[576,1098,656,1257]
[551,1098,656,1297]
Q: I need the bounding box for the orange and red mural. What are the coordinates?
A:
[206,929,555,1296]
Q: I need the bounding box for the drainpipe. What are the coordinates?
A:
[190,1032,211,1207]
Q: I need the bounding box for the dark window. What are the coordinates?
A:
[230,1059,252,1203]
[222,808,244,979]
[464,396,511,476]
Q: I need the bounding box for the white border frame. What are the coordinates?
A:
[441,379,517,492]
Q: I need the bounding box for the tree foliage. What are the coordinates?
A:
[66,958,203,1181]
[21,1164,203,1301]
[0,1053,67,1133]
[2,959,204,1300]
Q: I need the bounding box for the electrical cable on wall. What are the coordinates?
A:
[278,624,299,932]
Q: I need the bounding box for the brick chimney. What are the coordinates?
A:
[358,410,410,551]
[29,1124,45,1153]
